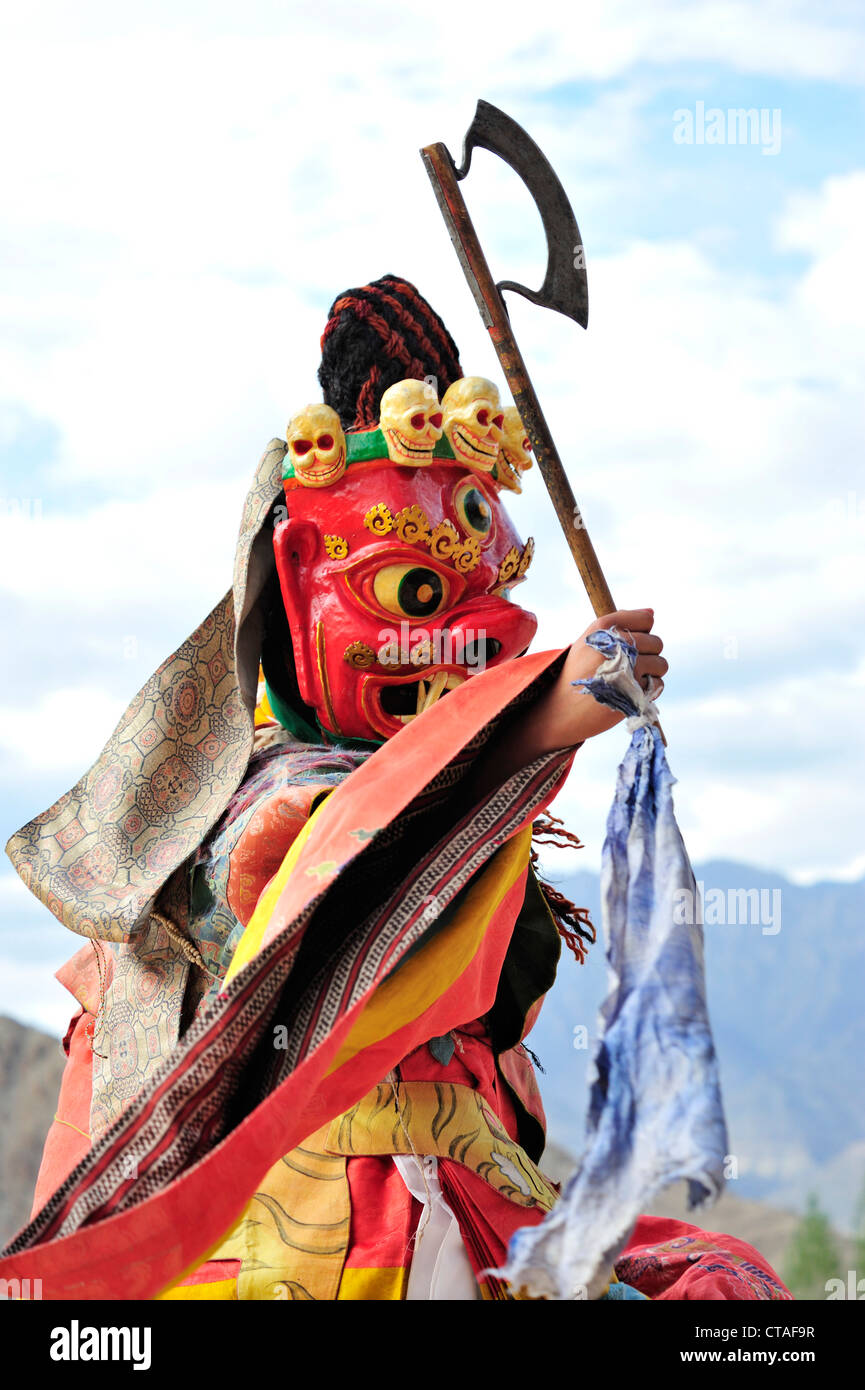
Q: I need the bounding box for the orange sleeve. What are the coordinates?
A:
[31,1007,95,1219]
[226,781,335,927]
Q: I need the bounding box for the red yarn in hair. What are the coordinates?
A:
[317,274,463,432]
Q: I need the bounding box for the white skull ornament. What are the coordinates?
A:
[441,377,504,473]
[497,407,533,493]
[379,379,443,465]
[286,404,347,488]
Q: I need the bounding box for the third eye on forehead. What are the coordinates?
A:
[457,485,492,536]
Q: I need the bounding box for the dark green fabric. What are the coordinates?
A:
[345,427,388,463]
[264,677,321,743]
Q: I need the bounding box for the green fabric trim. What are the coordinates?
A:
[346,428,387,463]
[265,679,385,751]
[316,720,384,752]
[264,679,321,744]
[265,679,383,750]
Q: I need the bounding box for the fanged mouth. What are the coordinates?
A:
[379,669,466,723]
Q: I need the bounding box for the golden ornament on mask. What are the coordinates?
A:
[343,640,377,670]
[517,537,535,577]
[453,537,481,573]
[364,503,394,535]
[428,519,460,559]
[324,534,349,560]
[394,504,432,546]
[498,546,521,585]
[409,637,432,667]
[358,499,487,579]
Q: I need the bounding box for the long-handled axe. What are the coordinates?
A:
[421,100,613,617]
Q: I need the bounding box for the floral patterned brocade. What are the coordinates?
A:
[5,440,289,944]
[87,740,371,1136]
[617,1217,792,1300]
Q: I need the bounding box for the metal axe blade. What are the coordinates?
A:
[421,104,613,617]
[456,99,588,329]
[421,103,667,741]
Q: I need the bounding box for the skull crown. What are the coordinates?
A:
[286,404,347,488]
[441,377,505,473]
[379,380,444,466]
[282,376,524,493]
[497,406,533,493]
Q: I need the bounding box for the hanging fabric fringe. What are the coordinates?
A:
[531,813,597,964]
[498,628,728,1300]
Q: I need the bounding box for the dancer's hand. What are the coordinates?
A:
[463,609,667,803]
[545,608,667,745]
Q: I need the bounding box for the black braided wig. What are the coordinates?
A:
[318,273,463,431]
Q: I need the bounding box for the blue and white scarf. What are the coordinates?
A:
[499,629,728,1300]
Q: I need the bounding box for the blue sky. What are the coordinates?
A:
[1,0,863,1032]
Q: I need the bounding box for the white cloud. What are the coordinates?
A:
[0,479,243,611]
[0,687,129,776]
[2,2,864,81]
[776,171,865,356]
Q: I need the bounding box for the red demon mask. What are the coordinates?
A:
[273,383,537,742]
